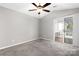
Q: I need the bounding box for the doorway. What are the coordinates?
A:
[55,17,73,44]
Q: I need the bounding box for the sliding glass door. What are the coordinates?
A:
[64,17,73,44]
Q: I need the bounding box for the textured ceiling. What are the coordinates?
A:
[0,3,79,18]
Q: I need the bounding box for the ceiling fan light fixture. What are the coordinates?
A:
[37,8,42,11]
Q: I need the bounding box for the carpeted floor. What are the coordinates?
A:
[0,39,79,56]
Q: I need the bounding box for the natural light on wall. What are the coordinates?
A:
[58,22,64,32]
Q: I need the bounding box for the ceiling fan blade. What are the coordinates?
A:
[32,3,37,7]
[43,9,50,12]
[42,3,51,8]
[29,9,37,11]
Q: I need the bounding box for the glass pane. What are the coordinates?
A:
[64,17,73,44]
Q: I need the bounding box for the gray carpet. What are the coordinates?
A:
[0,39,79,56]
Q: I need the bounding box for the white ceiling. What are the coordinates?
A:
[0,3,79,18]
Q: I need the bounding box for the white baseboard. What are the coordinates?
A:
[0,38,38,50]
[39,37,50,40]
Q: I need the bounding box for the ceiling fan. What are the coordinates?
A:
[28,3,51,14]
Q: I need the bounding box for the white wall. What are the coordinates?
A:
[0,6,38,49]
[39,15,54,40]
[73,13,79,46]
[39,8,79,46]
